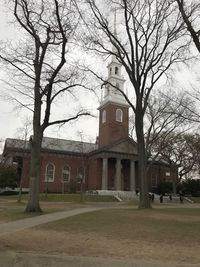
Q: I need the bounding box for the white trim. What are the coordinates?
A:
[77,166,85,183]
[45,163,55,182]
[62,165,71,183]
[116,108,123,122]
[102,110,106,123]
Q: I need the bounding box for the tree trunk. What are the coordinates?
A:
[17,178,22,203]
[25,133,42,212]
[135,103,151,209]
[138,143,151,208]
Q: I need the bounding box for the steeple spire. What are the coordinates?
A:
[97,8,130,148]
[99,8,129,108]
[112,8,119,63]
[114,7,117,36]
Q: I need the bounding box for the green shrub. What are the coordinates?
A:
[181,179,200,197]
[0,164,19,189]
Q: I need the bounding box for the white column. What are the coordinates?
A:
[102,158,108,190]
[115,158,121,190]
[130,160,136,191]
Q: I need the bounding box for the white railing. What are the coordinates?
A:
[87,190,194,203]
[95,190,137,201]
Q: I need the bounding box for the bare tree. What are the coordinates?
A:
[80,0,190,208]
[152,132,200,183]
[145,90,193,160]
[143,90,194,193]
[0,0,91,212]
[174,0,200,53]
[159,84,200,127]
[14,117,32,203]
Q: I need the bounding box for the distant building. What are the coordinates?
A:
[2,45,178,193]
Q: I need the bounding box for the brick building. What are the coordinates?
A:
[2,48,178,194]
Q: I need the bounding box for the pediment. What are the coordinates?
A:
[107,139,138,155]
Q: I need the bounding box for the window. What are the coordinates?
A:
[110,67,112,74]
[102,110,106,123]
[115,67,119,75]
[62,165,70,183]
[116,108,123,122]
[45,163,55,182]
[165,172,171,182]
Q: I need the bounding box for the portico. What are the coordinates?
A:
[96,138,138,192]
[101,156,137,191]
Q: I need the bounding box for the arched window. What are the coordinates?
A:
[115,67,119,75]
[62,165,70,183]
[45,163,55,182]
[116,108,123,122]
[102,110,106,123]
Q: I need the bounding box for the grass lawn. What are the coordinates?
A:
[0,200,92,223]
[37,206,200,264]
[0,193,118,202]
[39,207,200,243]
[0,202,43,222]
[191,197,200,203]
[40,193,118,202]
[0,193,119,223]
[1,205,200,265]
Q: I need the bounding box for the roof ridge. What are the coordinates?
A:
[42,136,95,145]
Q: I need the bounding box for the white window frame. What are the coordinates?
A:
[77,166,85,183]
[102,110,106,123]
[45,163,55,182]
[62,165,70,183]
[116,108,123,122]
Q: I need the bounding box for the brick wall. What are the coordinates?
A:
[87,158,102,190]
[147,163,178,192]
[98,103,129,147]
[39,153,87,193]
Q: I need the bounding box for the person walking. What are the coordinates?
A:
[160,194,163,203]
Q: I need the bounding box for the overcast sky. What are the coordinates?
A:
[0,2,199,153]
[0,4,100,152]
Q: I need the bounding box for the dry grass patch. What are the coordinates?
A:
[0,201,85,223]
[1,207,200,265]
[39,208,200,243]
[0,202,39,222]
